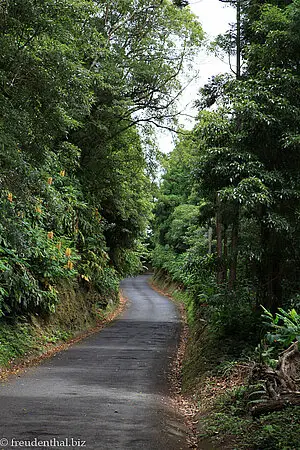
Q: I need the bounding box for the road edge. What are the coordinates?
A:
[148,278,199,449]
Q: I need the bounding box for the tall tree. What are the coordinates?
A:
[0,0,203,314]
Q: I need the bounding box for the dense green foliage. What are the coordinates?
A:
[1,0,300,446]
[0,0,203,316]
[152,0,300,339]
[152,2,300,446]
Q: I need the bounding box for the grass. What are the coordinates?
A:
[0,280,122,371]
[200,387,300,450]
[0,316,81,368]
[0,320,34,366]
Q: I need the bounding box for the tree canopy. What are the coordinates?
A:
[152,0,300,327]
[0,0,203,315]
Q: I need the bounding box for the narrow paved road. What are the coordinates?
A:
[0,275,189,450]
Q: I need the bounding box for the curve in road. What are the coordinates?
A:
[0,275,189,450]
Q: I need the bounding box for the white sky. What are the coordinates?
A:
[157,0,236,152]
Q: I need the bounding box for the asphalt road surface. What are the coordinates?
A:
[0,275,189,450]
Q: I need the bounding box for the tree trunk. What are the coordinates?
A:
[250,342,300,417]
[223,226,228,282]
[208,226,213,255]
[229,216,239,289]
[216,193,224,284]
[251,394,300,418]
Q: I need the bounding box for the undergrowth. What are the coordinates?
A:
[151,272,300,450]
[201,388,300,450]
[0,320,34,366]
[0,281,120,370]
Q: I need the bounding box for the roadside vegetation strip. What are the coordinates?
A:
[150,274,300,449]
[0,293,127,382]
[149,278,199,449]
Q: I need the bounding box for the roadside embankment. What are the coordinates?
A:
[0,279,126,379]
